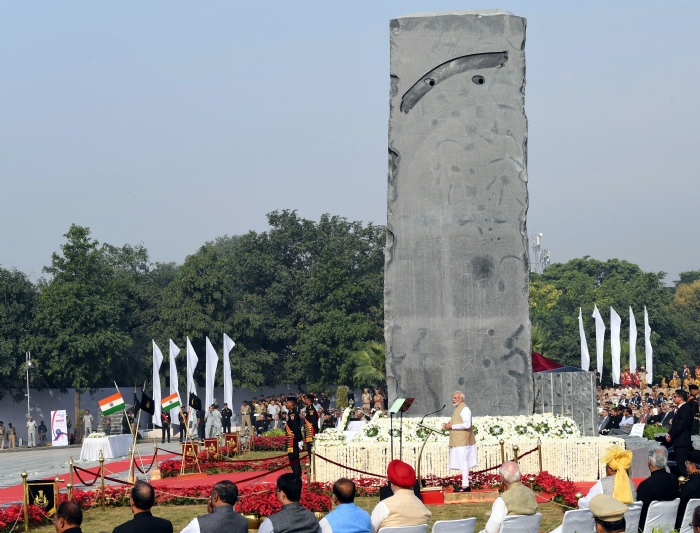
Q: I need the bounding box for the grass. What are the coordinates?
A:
[30,499,566,533]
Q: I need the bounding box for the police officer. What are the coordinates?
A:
[221,403,233,433]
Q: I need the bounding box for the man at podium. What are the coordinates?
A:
[442,391,478,492]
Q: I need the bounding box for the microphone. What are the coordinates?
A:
[420,404,446,424]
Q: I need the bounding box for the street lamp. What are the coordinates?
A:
[25,352,32,421]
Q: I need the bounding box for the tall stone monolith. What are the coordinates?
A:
[385,10,533,417]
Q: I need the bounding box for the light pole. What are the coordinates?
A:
[25,352,32,421]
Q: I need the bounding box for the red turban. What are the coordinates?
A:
[387,460,416,488]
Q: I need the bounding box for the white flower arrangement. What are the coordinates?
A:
[85,432,107,439]
[314,413,581,447]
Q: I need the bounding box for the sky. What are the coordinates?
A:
[2,1,699,283]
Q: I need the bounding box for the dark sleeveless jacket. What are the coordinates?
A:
[268,502,319,533]
[197,505,248,533]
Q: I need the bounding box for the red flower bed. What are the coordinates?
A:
[530,471,579,507]
[160,455,306,478]
[235,483,331,515]
[0,504,49,532]
[253,436,286,451]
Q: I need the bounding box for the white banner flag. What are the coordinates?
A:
[610,307,621,385]
[50,410,68,447]
[645,307,653,385]
[592,305,605,378]
[205,337,219,409]
[169,340,180,424]
[152,341,164,427]
[578,308,590,371]
[223,333,236,411]
[629,307,637,374]
[186,337,198,401]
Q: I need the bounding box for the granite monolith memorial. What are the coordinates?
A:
[385,10,533,417]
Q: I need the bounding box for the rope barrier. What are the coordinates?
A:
[518,447,539,460]
[134,453,157,474]
[235,455,309,485]
[72,466,100,487]
[156,446,289,464]
[314,453,387,479]
[469,445,539,475]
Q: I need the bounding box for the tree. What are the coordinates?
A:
[353,341,386,387]
[30,225,133,432]
[530,258,681,384]
[0,267,39,399]
[671,279,700,361]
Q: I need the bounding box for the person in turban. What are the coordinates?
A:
[578,447,637,509]
[369,460,430,533]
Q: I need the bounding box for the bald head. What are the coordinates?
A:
[501,461,521,484]
[332,478,356,504]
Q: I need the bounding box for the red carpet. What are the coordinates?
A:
[0,452,176,505]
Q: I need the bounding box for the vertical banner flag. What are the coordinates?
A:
[610,307,621,385]
[186,337,198,399]
[223,334,236,411]
[152,341,164,427]
[629,307,637,374]
[578,308,590,371]
[50,410,68,447]
[645,306,653,384]
[205,337,219,409]
[592,305,605,378]
[169,340,180,424]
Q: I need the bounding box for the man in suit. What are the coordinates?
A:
[636,446,679,531]
[598,409,611,434]
[54,502,83,533]
[676,450,700,530]
[667,389,697,476]
[654,403,674,428]
[180,480,248,533]
[618,393,630,409]
[112,480,173,533]
[638,405,653,425]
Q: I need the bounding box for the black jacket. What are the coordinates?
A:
[636,469,679,530]
[670,402,696,448]
[676,473,700,529]
[112,511,173,533]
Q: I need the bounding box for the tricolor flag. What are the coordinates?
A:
[99,392,125,416]
[161,392,181,412]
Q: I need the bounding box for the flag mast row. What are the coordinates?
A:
[578,306,653,386]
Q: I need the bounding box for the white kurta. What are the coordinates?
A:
[448,406,478,470]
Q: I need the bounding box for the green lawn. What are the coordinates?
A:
[30,499,566,533]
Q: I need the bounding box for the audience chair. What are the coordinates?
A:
[379,526,428,533]
[642,498,680,533]
[679,498,700,533]
[550,509,595,533]
[431,518,476,533]
[624,501,642,533]
[499,513,541,533]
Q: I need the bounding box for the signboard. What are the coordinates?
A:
[27,481,56,516]
[204,438,219,458]
[224,433,239,454]
[181,442,200,465]
[50,410,68,447]
[629,423,645,438]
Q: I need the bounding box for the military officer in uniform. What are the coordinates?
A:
[302,394,319,456]
[221,403,233,433]
[178,407,188,442]
[161,410,171,443]
[285,396,304,479]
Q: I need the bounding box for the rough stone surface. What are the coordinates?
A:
[533,371,597,436]
[385,10,532,416]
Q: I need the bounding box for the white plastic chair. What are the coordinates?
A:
[678,498,700,533]
[552,509,595,533]
[624,501,642,533]
[431,518,476,533]
[499,513,541,533]
[379,526,428,533]
[642,498,680,533]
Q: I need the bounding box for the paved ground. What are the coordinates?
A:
[0,440,183,489]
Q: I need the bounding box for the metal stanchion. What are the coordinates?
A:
[312,448,316,483]
[99,451,105,512]
[499,439,505,463]
[21,472,28,533]
[537,438,543,473]
[69,457,74,490]
[67,484,73,502]
[151,441,161,480]
[513,445,519,462]
[127,447,135,483]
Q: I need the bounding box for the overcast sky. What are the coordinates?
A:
[2,1,699,283]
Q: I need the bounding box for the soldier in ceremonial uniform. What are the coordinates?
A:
[302,394,319,456]
[285,396,304,479]
[689,384,700,435]
[178,407,188,442]
[221,403,233,433]
[161,410,171,443]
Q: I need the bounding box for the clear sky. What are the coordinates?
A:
[2,1,699,283]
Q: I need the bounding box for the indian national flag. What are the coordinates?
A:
[99,392,124,416]
[161,392,181,411]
